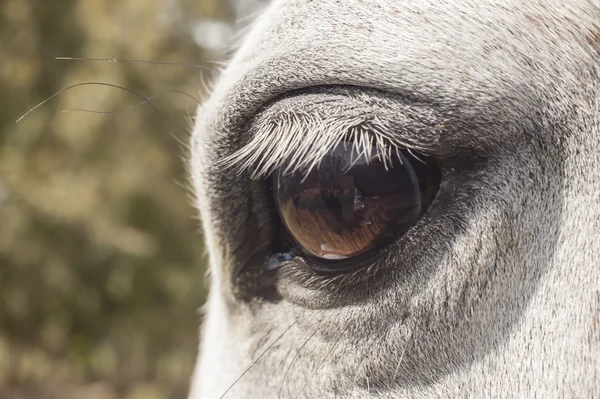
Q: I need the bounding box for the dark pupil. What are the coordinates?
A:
[274,142,433,261]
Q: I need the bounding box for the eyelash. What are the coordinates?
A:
[220,116,423,181]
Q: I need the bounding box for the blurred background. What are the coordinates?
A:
[0,1,248,398]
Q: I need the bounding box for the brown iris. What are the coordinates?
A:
[274,142,439,262]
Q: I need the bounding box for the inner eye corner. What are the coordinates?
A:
[266,139,441,275]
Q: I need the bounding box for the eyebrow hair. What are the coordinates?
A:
[220,87,444,179]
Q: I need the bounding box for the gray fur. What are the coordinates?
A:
[189,0,600,398]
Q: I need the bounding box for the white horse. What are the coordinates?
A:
[189,0,600,397]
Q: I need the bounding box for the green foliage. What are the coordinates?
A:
[0,1,224,397]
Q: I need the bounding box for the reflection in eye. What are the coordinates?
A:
[274,141,440,264]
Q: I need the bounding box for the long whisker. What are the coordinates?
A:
[219,321,297,399]
[61,89,201,115]
[15,82,189,134]
[278,329,319,399]
[55,56,211,70]
[292,327,348,399]
[392,324,415,382]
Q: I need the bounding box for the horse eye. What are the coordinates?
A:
[273,142,440,269]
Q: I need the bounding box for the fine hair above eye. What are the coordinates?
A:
[220,86,444,179]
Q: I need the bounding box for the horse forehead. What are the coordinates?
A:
[241,0,597,61]
[215,0,598,106]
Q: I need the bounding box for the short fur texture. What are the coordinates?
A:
[189,0,600,397]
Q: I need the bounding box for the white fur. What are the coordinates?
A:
[189,0,600,397]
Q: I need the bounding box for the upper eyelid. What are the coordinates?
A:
[219,86,446,179]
